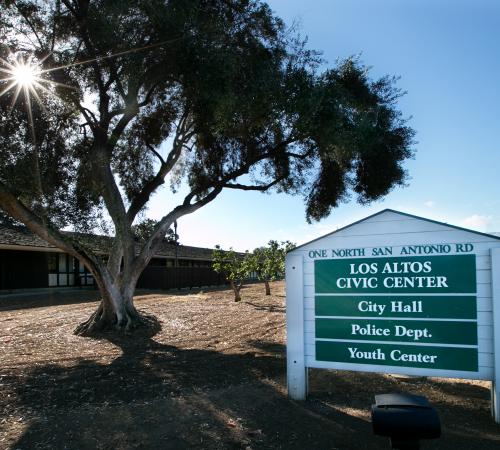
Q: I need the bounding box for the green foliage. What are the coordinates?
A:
[248,240,296,282]
[212,245,250,283]
[132,219,177,243]
[0,0,415,237]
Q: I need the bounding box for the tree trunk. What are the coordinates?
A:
[74,279,142,335]
[264,280,271,295]
[230,280,242,302]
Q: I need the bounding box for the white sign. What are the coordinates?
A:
[285,209,500,423]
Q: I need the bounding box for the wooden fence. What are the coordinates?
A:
[137,266,227,290]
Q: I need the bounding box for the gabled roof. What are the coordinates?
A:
[0,225,56,249]
[292,208,500,251]
[0,225,214,260]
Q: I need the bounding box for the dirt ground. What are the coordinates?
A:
[0,281,499,450]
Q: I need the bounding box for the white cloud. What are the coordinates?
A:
[462,214,493,230]
[424,201,436,208]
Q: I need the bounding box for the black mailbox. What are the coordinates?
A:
[371,393,440,449]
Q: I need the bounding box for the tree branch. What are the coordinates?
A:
[126,112,192,223]
[138,84,158,107]
[80,106,98,128]
[13,1,45,49]
[131,186,223,278]
[109,81,158,118]
[222,178,283,191]
[106,239,124,279]
[106,61,126,97]
[182,136,296,207]
[66,3,109,119]
[285,149,314,159]
[146,144,165,165]
[91,143,132,231]
[60,0,76,15]
[50,0,61,52]
[107,110,136,150]
[0,179,103,276]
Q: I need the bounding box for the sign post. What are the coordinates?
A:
[286,253,306,400]
[491,248,500,422]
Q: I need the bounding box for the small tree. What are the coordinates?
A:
[249,240,295,295]
[212,246,249,302]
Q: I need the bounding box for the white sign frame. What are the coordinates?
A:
[285,209,500,423]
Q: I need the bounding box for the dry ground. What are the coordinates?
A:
[0,281,499,449]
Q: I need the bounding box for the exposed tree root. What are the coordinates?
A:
[74,303,160,337]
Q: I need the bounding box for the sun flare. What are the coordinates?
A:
[0,55,47,107]
[0,55,55,142]
[11,61,40,88]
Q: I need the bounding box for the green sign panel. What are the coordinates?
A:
[316,341,478,372]
[315,296,477,319]
[316,318,477,345]
[314,253,478,372]
[315,255,476,294]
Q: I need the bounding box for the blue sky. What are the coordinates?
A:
[149,0,500,251]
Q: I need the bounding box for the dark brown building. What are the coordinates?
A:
[0,225,225,292]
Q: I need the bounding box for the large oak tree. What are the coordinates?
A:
[0,0,414,334]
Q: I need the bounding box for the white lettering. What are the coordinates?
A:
[350,263,378,275]
[348,347,386,360]
[351,323,390,337]
[390,350,437,364]
[390,301,423,314]
[358,301,386,315]
[394,325,432,341]
[335,277,378,289]
[382,276,449,289]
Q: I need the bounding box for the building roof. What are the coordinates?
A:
[0,225,214,260]
[291,208,500,251]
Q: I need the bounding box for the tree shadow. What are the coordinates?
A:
[0,284,233,312]
[4,326,500,450]
[135,284,232,297]
[0,288,101,311]
[307,369,500,450]
[5,323,380,450]
[243,301,285,313]
[246,339,286,355]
